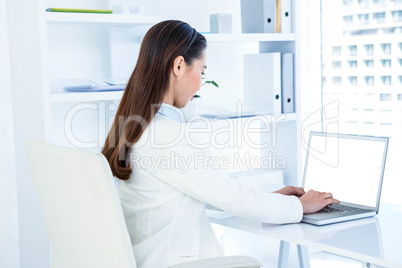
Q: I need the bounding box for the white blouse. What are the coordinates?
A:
[118,110,303,268]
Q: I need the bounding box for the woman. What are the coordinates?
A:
[102,20,339,267]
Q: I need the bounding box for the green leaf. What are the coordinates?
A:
[202,80,219,88]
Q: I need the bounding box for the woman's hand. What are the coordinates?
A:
[299,189,340,214]
[274,186,305,197]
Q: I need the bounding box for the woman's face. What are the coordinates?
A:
[173,50,207,108]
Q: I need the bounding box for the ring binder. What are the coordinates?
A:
[281,53,294,113]
[244,53,282,115]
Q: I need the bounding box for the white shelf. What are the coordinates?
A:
[204,33,295,43]
[45,12,164,25]
[248,113,297,122]
[50,91,124,103]
[198,113,297,122]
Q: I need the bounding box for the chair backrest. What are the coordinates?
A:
[25,141,136,268]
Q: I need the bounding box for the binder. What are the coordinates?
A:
[276,0,281,33]
[280,0,292,33]
[263,0,277,33]
[243,53,282,115]
[240,0,263,33]
[281,53,295,113]
[240,0,276,33]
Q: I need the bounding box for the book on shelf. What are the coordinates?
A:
[240,0,293,34]
[199,105,272,120]
[281,53,295,113]
[244,53,282,115]
[46,8,113,14]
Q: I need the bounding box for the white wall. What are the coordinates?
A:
[0,0,20,266]
[295,0,323,179]
[6,0,51,267]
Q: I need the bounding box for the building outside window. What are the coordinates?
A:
[321,0,402,204]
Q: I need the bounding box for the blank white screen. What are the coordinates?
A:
[303,135,386,208]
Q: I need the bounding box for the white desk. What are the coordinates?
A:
[207,203,402,268]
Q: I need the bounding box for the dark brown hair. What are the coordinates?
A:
[102,20,207,180]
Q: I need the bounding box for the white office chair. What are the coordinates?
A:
[25,141,262,268]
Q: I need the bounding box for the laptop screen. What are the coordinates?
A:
[303,132,388,209]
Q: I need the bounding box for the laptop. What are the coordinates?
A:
[301,132,389,226]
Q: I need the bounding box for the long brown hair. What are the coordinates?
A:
[102,20,207,180]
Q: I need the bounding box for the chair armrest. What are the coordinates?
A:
[167,255,262,268]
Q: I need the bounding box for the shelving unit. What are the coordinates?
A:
[7,0,306,267]
[42,2,299,182]
[204,33,295,43]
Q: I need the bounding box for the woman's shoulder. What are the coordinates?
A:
[134,114,187,148]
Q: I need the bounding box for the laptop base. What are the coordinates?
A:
[302,211,376,226]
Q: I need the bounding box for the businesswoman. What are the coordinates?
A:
[102,20,338,268]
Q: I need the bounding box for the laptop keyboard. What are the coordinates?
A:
[320,203,363,214]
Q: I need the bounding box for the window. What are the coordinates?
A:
[348,76,358,85]
[373,0,387,7]
[359,0,370,8]
[364,76,374,85]
[343,0,353,11]
[392,11,402,22]
[358,14,370,25]
[380,93,392,101]
[381,43,391,55]
[381,76,392,85]
[364,59,374,67]
[380,59,392,67]
[332,76,342,85]
[373,12,386,23]
[332,46,342,56]
[332,61,342,68]
[348,45,357,56]
[364,44,374,55]
[343,15,354,25]
[348,60,358,68]
[362,93,376,102]
[322,1,402,205]
[380,109,392,116]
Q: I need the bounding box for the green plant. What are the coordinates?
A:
[194,79,219,98]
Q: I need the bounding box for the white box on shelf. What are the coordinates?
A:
[210,14,232,33]
[243,53,282,115]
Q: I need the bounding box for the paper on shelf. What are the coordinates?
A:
[199,105,271,119]
[50,79,127,93]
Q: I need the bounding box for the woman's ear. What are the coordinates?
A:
[172,55,185,77]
